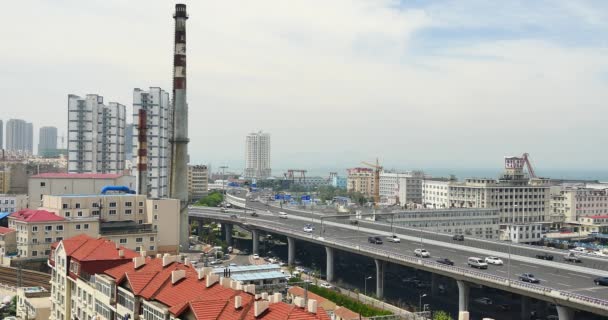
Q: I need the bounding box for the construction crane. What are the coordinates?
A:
[522,153,537,178]
[361,158,382,207]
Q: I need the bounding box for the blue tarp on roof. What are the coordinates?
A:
[0,212,13,219]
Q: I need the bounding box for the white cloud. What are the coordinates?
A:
[0,0,606,171]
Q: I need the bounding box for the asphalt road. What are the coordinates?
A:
[209,199,608,302]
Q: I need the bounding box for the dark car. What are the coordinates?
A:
[436,258,454,266]
[452,234,464,241]
[594,277,608,286]
[251,212,258,217]
[535,253,554,260]
[230,214,238,219]
[368,236,383,244]
[519,273,540,283]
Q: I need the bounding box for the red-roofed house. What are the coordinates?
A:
[48,234,332,320]
[28,172,134,208]
[8,209,99,258]
[577,215,608,234]
[0,226,16,256]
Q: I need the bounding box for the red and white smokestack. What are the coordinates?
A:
[137,109,148,195]
[170,3,190,250]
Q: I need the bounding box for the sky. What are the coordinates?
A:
[1,0,607,175]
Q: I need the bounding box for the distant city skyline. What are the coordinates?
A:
[1,1,607,170]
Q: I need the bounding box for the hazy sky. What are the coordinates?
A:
[1,0,607,173]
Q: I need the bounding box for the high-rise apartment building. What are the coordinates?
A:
[132,87,172,197]
[244,131,271,179]
[188,164,208,202]
[125,123,134,158]
[6,119,33,154]
[68,94,126,174]
[38,126,58,157]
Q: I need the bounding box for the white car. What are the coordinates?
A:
[388,235,401,243]
[303,224,314,233]
[474,297,493,305]
[320,282,332,289]
[414,249,430,258]
[253,254,260,260]
[485,256,504,265]
[279,212,288,219]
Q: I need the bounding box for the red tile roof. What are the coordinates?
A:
[31,173,123,179]
[288,286,328,304]
[10,209,64,222]
[333,306,360,320]
[51,234,138,263]
[0,227,15,235]
[104,258,331,320]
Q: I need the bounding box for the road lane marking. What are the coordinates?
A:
[520,263,539,269]
[556,283,572,287]
[550,274,570,279]
[496,270,507,273]
[567,273,591,279]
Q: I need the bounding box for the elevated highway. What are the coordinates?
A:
[187,192,608,319]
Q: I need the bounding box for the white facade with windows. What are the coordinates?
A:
[551,187,608,223]
[0,193,27,214]
[68,94,126,174]
[244,131,271,179]
[422,179,451,208]
[132,87,172,198]
[379,171,424,205]
[390,208,501,239]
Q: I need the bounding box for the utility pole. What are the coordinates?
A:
[220,166,228,208]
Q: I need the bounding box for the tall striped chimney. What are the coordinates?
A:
[170,3,190,250]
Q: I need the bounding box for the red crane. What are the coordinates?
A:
[522,153,537,178]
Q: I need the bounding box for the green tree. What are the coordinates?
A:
[433,310,453,320]
[195,191,224,207]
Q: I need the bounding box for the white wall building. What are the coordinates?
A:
[551,187,608,223]
[132,87,172,198]
[422,178,451,209]
[68,94,126,174]
[244,131,271,179]
[0,193,27,214]
[379,171,424,205]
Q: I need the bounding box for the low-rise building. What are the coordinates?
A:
[15,286,52,320]
[0,226,17,256]
[347,168,374,197]
[551,187,608,223]
[503,223,545,243]
[380,171,424,205]
[212,264,287,289]
[422,178,451,209]
[0,194,28,214]
[331,176,347,189]
[389,208,501,239]
[188,164,208,202]
[40,193,180,254]
[293,176,329,188]
[49,234,330,320]
[27,173,135,209]
[576,215,608,234]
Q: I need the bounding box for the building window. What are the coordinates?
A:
[154,204,158,210]
[125,202,132,207]
[92,202,99,208]
[75,203,81,209]
[56,237,63,242]
[84,224,89,230]
[138,209,143,214]
[92,210,100,216]
[45,225,52,231]
[154,215,158,221]
[125,209,132,215]
[138,202,144,206]
[95,299,113,319]
[45,238,52,243]
[56,225,63,231]
[65,212,70,217]
[150,236,155,242]
[76,224,81,230]
[77,211,83,217]
[109,202,116,208]
[136,237,143,243]
[32,226,38,232]
[62,204,68,209]
[32,239,38,244]
[117,290,135,312]
[40,182,46,187]
[149,245,155,251]
[119,239,127,244]
[109,210,117,215]
[32,251,37,256]
[138,220,143,224]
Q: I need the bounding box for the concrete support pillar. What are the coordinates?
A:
[374,259,385,299]
[252,229,259,255]
[520,296,530,320]
[456,280,470,312]
[326,247,335,282]
[288,237,295,266]
[556,306,575,320]
[431,273,439,296]
[225,224,233,246]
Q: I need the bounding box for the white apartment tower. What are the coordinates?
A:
[245,131,271,179]
[132,88,172,198]
[68,94,126,174]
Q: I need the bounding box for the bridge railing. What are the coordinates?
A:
[191,211,608,311]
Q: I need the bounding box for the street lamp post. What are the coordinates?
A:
[220,165,228,208]
[419,293,427,311]
[364,276,373,296]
